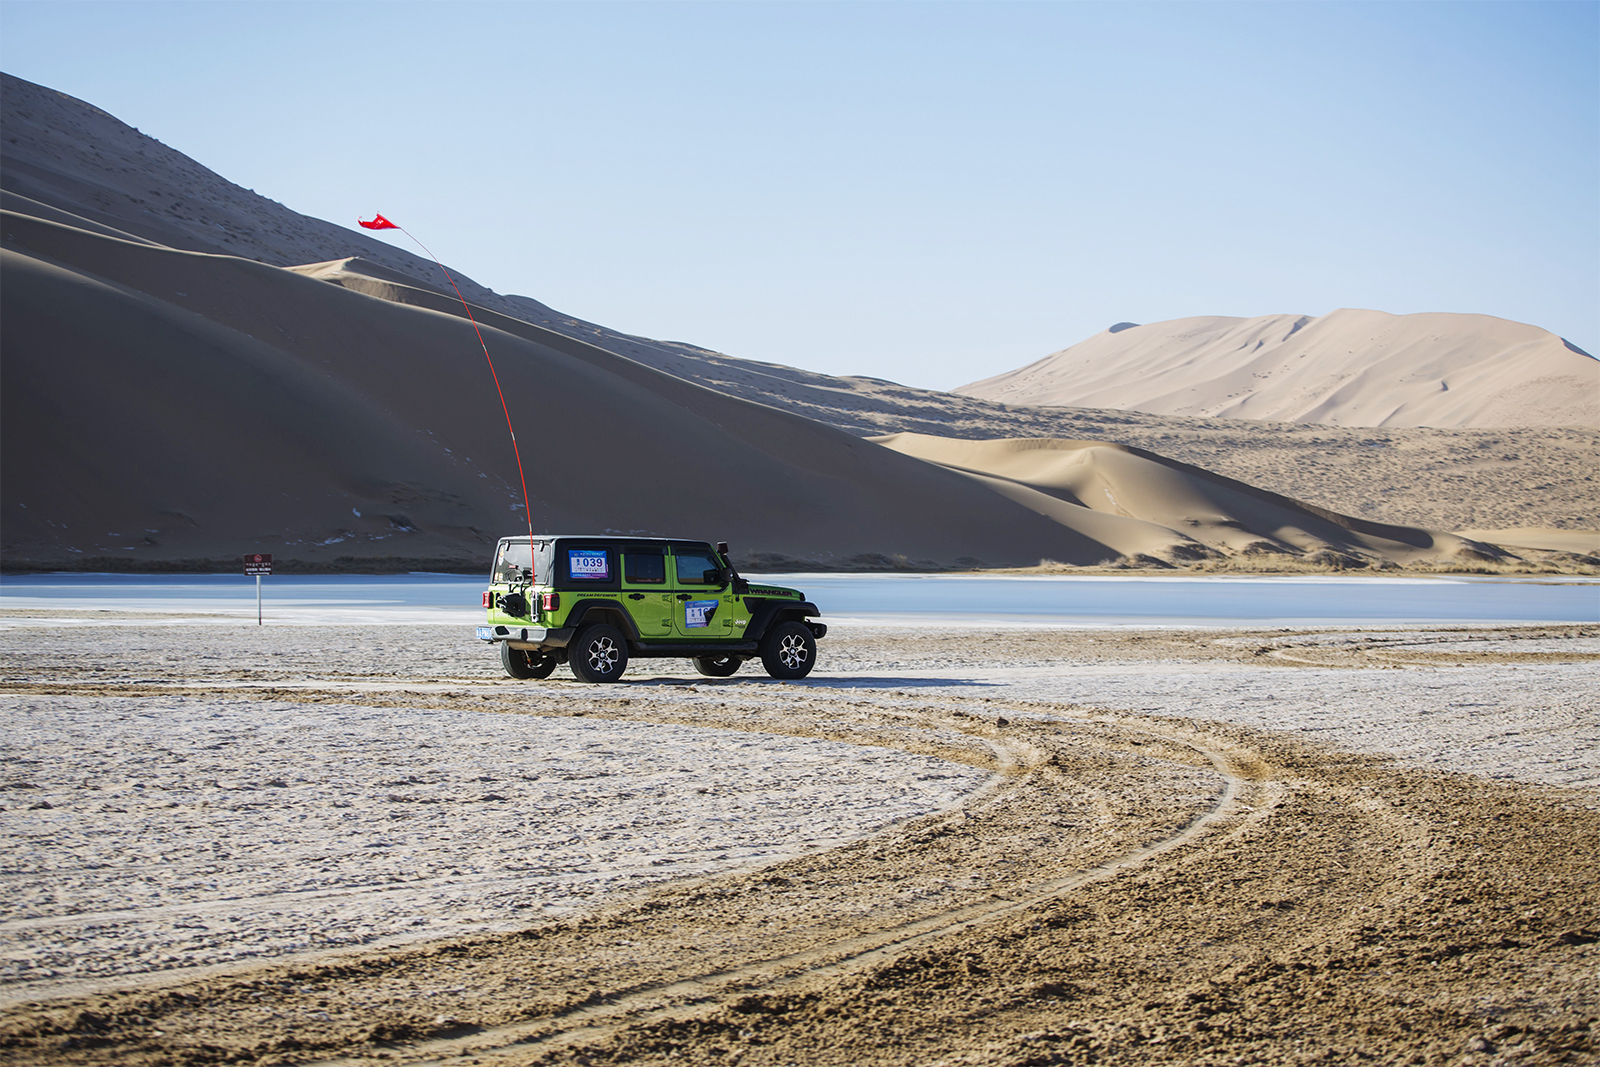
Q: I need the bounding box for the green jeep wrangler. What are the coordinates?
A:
[475,536,826,683]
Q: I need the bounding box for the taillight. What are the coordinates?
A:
[541,592,560,612]
[482,590,492,609]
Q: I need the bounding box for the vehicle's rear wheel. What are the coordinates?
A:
[760,621,816,680]
[502,642,557,680]
[693,654,742,678]
[568,624,629,683]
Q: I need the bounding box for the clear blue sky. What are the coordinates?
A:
[3,1,1595,388]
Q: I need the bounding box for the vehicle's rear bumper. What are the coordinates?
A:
[476,625,572,650]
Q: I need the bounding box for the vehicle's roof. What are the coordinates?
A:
[500,535,711,546]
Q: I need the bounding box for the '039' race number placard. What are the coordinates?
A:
[568,549,611,581]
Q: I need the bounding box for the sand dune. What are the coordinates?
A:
[2,72,1594,569]
[5,211,1526,572]
[0,72,754,385]
[958,310,1599,429]
[1455,528,1600,555]
[289,269,1600,539]
[6,72,1596,538]
[871,434,1505,567]
[0,74,509,313]
[3,209,1164,570]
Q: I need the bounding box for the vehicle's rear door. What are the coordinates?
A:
[668,543,737,639]
[487,538,533,623]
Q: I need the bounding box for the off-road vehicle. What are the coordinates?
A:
[476,536,826,683]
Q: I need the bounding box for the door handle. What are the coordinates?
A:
[676,593,692,600]
[628,593,644,600]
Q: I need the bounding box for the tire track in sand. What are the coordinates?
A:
[4,631,1596,1066]
[295,710,1258,1067]
[0,685,1247,1066]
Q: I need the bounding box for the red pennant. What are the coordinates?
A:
[358,213,399,230]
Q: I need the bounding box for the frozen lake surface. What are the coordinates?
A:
[765,573,1599,627]
[1,572,1595,627]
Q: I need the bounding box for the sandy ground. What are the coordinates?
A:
[0,694,986,995]
[1,621,1597,1065]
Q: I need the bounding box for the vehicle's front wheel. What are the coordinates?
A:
[501,643,557,680]
[760,621,816,680]
[693,654,742,678]
[568,624,629,683]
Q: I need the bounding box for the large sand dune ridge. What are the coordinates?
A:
[8,207,1561,572]
[958,310,1599,429]
[4,209,1151,570]
[2,71,1595,568]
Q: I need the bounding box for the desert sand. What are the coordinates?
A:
[4,71,1597,576]
[957,310,1600,429]
[295,258,1600,539]
[871,433,1513,568]
[1457,528,1600,555]
[0,615,1595,1065]
[13,210,1590,574]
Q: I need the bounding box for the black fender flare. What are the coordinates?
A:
[564,600,642,643]
[746,600,822,643]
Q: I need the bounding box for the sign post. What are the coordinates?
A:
[243,554,273,625]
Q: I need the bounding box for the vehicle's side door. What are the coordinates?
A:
[620,543,675,639]
[668,544,738,639]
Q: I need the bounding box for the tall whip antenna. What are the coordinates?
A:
[359,213,535,545]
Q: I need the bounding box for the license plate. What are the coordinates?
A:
[475,627,495,641]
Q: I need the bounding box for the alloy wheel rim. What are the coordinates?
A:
[779,634,808,669]
[588,638,618,672]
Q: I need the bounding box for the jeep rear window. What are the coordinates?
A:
[492,541,532,583]
[567,547,613,582]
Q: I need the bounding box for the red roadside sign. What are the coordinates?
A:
[244,553,273,576]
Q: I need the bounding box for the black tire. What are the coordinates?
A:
[501,642,557,680]
[693,654,743,678]
[760,621,816,680]
[568,624,629,683]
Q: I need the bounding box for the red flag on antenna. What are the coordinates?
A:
[359,214,399,230]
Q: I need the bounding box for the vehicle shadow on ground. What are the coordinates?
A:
[625,675,998,690]
[806,676,999,690]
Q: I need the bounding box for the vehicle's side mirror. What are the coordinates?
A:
[702,568,723,586]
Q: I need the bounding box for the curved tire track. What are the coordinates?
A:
[300,712,1261,1067]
